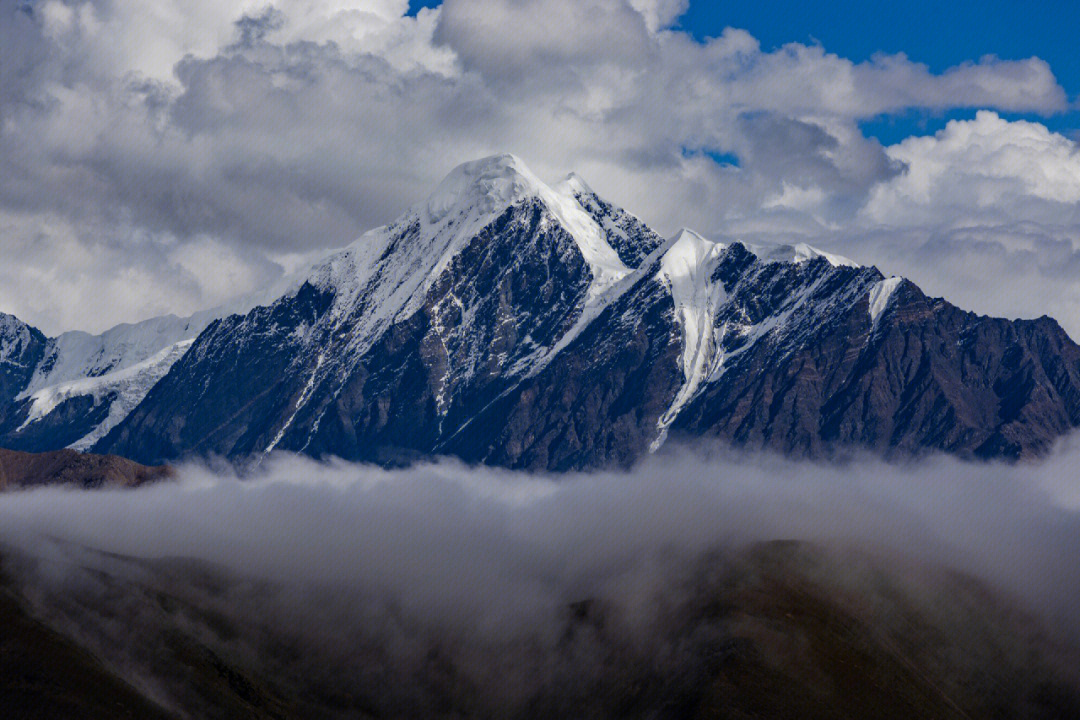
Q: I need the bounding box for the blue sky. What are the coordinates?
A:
[680,0,1080,143]
[410,0,1080,144]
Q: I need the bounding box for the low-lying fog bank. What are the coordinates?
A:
[5,443,1080,633]
[2,443,1080,718]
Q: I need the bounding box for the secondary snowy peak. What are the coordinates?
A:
[667,228,722,252]
[5,313,211,451]
[553,171,595,197]
[21,315,202,396]
[17,339,194,450]
[748,241,859,268]
[647,237,885,452]
[3,274,311,451]
[554,170,666,268]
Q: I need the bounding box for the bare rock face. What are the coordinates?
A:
[4,155,1080,470]
[670,256,1080,461]
[0,447,174,490]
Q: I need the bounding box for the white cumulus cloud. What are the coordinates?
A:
[0,0,1077,337]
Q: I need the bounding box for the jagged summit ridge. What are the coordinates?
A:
[304,154,631,323]
[262,154,639,389]
[553,171,596,197]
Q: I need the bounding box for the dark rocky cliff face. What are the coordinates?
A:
[569,181,666,267]
[441,252,686,471]
[672,274,1080,460]
[96,280,339,463]
[298,199,599,465]
[98,198,607,465]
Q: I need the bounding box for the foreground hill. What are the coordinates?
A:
[3,154,1080,469]
[0,447,173,490]
[1,541,1076,719]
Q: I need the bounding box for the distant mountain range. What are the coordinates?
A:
[3,154,1080,470]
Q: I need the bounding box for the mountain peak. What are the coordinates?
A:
[0,311,43,364]
[10,153,1080,470]
[555,171,595,197]
[746,241,859,268]
[669,227,718,247]
[424,153,545,225]
[415,153,629,299]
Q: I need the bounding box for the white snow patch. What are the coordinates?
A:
[553,171,595,197]
[868,276,903,326]
[659,229,728,382]
[17,264,316,406]
[652,229,729,451]
[17,339,194,449]
[20,316,203,398]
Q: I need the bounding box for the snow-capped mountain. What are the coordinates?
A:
[0,267,321,452]
[7,315,208,451]
[98,154,656,464]
[4,154,1080,469]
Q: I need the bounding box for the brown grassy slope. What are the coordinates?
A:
[0,446,174,490]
